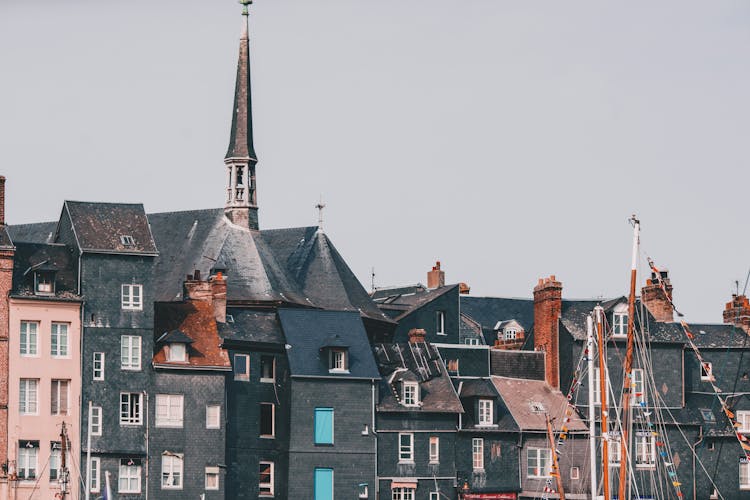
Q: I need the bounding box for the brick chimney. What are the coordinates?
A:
[0,175,14,471]
[408,328,426,343]
[210,273,227,323]
[723,294,750,334]
[534,275,562,389]
[641,269,674,322]
[427,261,445,289]
[0,176,5,226]
[184,270,212,301]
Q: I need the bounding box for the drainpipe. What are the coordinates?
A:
[372,380,378,499]
[692,427,703,500]
[144,391,149,500]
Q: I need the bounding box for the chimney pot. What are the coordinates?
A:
[0,175,6,226]
[427,261,445,289]
[408,328,427,344]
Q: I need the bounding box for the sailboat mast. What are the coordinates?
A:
[546,414,566,500]
[586,314,598,500]
[618,215,640,500]
[595,306,610,500]
[60,421,68,500]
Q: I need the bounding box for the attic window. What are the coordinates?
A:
[120,235,135,246]
[329,349,348,373]
[504,328,517,341]
[701,362,714,382]
[34,271,55,295]
[402,382,419,407]
[167,344,187,363]
[530,402,546,413]
[699,408,715,423]
[612,304,628,338]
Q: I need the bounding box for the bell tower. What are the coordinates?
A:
[225,0,259,230]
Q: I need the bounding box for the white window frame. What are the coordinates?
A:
[392,487,415,500]
[205,466,220,491]
[121,284,143,310]
[527,447,552,478]
[120,392,143,426]
[89,457,101,493]
[612,306,628,338]
[398,432,414,463]
[234,353,250,381]
[329,349,348,373]
[49,444,61,481]
[504,328,517,341]
[464,338,480,345]
[429,436,439,463]
[121,335,142,371]
[635,433,656,469]
[570,466,580,480]
[701,362,714,382]
[259,461,274,496]
[472,437,484,470]
[167,343,187,362]
[608,434,621,466]
[155,394,184,428]
[740,460,750,491]
[50,322,69,357]
[18,443,38,480]
[20,321,39,357]
[161,453,183,490]
[118,460,142,494]
[91,406,102,436]
[19,379,39,415]
[51,379,70,416]
[206,404,221,429]
[632,368,646,405]
[429,493,440,500]
[478,399,493,426]
[402,382,419,407]
[35,271,54,294]
[739,411,750,433]
[436,310,446,335]
[93,352,105,381]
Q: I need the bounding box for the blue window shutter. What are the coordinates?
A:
[314,468,334,500]
[314,408,334,444]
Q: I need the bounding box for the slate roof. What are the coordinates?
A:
[157,330,195,344]
[459,379,498,398]
[153,301,232,370]
[460,296,535,344]
[371,284,427,300]
[225,18,256,161]
[61,201,158,255]
[491,376,588,432]
[218,308,285,345]
[687,323,750,349]
[374,342,463,413]
[490,350,545,380]
[0,226,13,249]
[8,221,57,244]
[278,308,380,379]
[10,242,79,299]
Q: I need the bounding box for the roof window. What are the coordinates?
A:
[530,402,546,413]
[120,235,135,246]
[34,271,55,295]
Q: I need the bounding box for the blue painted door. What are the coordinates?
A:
[314,468,333,500]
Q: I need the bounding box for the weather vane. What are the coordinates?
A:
[315,196,326,230]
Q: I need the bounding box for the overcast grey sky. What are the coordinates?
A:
[2,1,749,322]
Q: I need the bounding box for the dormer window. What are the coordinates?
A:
[167,344,187,363]
[612,303,628,338]
[120,235,135,246]
[329,349,348,373]
[478,399,493,426]
[157,330,194,364]
[402,382,419,407]
[504,328,517,341]
[34,271,55,295]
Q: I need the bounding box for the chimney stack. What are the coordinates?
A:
[210,273,227,323]
[723,294,750,334]
[533,275,563,389]
[641,269,674,322]
[0,176,6,226]
[427,261,445,289]
[408,328,426,344]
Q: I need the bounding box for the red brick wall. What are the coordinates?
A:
[0,248,14,470]
[534,275,562,389]
[642,281,674,322]
[723,294,750,334]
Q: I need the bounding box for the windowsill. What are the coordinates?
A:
[429,461,440,465]
[436,332,447,336]
[635,465,655,470]
[120,422,143,427]
[398,460,415,465]
[20,354,39,358]
[234,377,250,382]
[155,424,184,429]
[121,367,142,372]
[51,356,71,360]
[260,435,275,439]
[206,425,220,430]
[402,404,420,408]
[475,424,498,428]
[119,491,141,495]
[528,476,551,480]
[121,308,144,312]
[472,468,485,473]
[259,494,274,498]
[328,369,350,374]
[20,413,39,417]
[260,378,275,383]
[161,487,183,490]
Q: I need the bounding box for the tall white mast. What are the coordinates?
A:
[586,314,598,499]
[85,400,92,500]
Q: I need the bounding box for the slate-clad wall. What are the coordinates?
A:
[394,287,460,344]
[378,479,457,500]
[287,378,376,499]
[226,347,290,500]
[696,436,750,499]
[437,346,490,378]
[149,371,226,499]
[684,348,750,394]
[455,432,519,495]
[520,434,589,495]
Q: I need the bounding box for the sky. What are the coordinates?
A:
[1,1,749,323]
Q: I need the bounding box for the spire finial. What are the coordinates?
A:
[315,196,326,231]
[240,0,252,16]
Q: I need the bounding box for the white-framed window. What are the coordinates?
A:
[118,459,142,493]
[20,321,38,356]
[155,394,184,428]
[260,403,275,437]
[167,343,187,362]
[121,335,142,371]
[121,284,143,310]
[393,488,415,500]
[93,352,105,380]
[701,362,714,382]
[120,393,143,425]
[436,310,446,335]
[472,438,484,470]
[205,466,220,490]
[51,379,70,415]
[635,433,656,468]
[91,406,102,436]
[402,382,419,407]
[50,322,69,357]
[739,411,750,433]
[329,349,348,372]
[234,353,250,381]
[740,460,750,490]
[20,379,39,415]
[429,436,439,463]
[206,404,221,429]
[527,447,552,478]
[504,328,517,340]
[359,483,369,498]
[35,271,54,294]
[261,355,275,382]
[632,368,646,405]
[89,457,101,492]
[259,461,274,496]
[161,453,183,489]
[612,305,628,337]
[608,434,622,466]
[49,443,61,481]
[478,399,493,426]
[464,338,480,345]
[570,466,580,480]
[430,493,440,500]
[17,441,38,480]
[398,433,414,462]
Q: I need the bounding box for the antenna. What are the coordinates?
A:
[371,267,376,292]
[315,196,326,230]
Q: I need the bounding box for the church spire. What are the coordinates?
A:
[225,0,259,230]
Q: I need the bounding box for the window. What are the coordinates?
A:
[504,328,517,340]
[91,406,102,436]
[35,271,54,294]
[632,368,646,405]
[261,355,275,382]
[530,402,546,413]
[120,235,135,246]
[402,382,419,407]
[49,443,61,481]
[398,433,414,462]
[89,457,101,492]
[329,349,347,372]
[739,411,750,433]
[118,459,142,493]
[315,408,334,445]
[710,487,719,498]
[700,408,716,422]
[50,323,69,357]
[20,321,38,356]
[570,466,580,480]
[464,338,480,345]
[121,335,142,370]
[260,403,275,437]
[155,394,184,428]
[51,379,70,415]
[743,459,750,490]
[701,362,714,382]
[17,441,38,480]
[205,466,220,490]
[392,488,415,500]
[259,461,274,496]
[612,309,627,337]
[445,359,459,374]
[121,284,143,310]
[635,433,656,468]
[527,447,552,478]
[436,311,446,335]
[430,493,440,500]
[120,393,143,425]
[429,436,439,463]
[472,437,484,470]
[161,453,183,489]
[19,379,39,415]
[206,405,221,429]
[93,352,105,380]
[234,354,250,381]
[609,434,622,466]
[167,343,187,362]
[359,483,369,498]
[478,399,493,426]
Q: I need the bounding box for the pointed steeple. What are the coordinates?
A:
[225,0,259,230]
